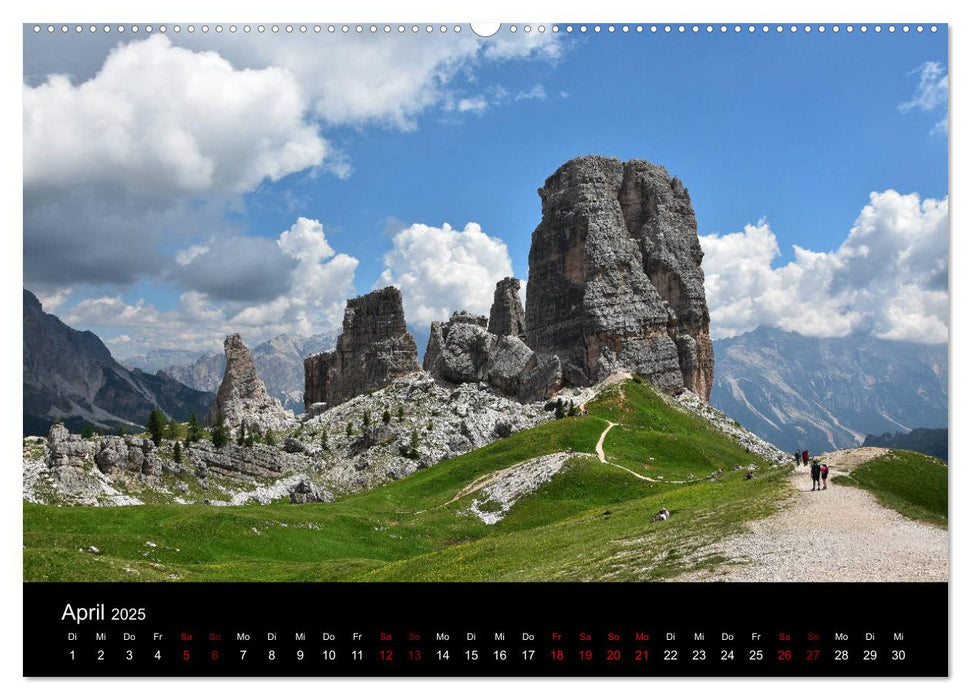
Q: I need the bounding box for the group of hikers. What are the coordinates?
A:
[794,449,829,491]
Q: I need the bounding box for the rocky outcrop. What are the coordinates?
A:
[487,277,527,339]
[185,441,303,480]
[93,435,164,476]
[423,312,561,402]
[304,287,420,409]
[525,156,714,400]
[206,334,294,431]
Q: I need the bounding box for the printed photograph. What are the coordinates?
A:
[22,23,948,583]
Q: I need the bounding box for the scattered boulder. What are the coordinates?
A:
[304,287,420,409]
[288,478,329,504]
[525,155,714,399]
[283,437,306,454]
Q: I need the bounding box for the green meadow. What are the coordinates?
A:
[24,380,791,582]
[832,450,948,527]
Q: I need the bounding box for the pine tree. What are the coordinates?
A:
[147,408,166,447]
[173,441,183,464]
[363,411,371,427]
[237,423,247,446]
[382,409,391,424]
[211,413,229,448]
[187,412,203,443]
[554,398,565,420]
[117,426,125,437]
[396,405,404,422]
[321,428,329,451]
[265,430,276,446]
[408,428,421,459]
[81,424,94,439]
[346,422,354,437]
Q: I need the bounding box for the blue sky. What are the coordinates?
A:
[22,24,948,356]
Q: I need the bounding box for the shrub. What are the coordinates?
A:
[321,428,329,451]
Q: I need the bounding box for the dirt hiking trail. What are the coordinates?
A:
[677,447,947,582]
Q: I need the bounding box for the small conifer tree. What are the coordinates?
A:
[147,408,166,447]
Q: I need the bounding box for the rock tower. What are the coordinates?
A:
[487,277,527,339]
[525,155,714,400]
[206,334,293,430]
[304,286,420,409]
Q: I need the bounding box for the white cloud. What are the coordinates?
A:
[456,95,489,114]
[188,31,562,131]
[897,61,948,135]
[376,222,514,327]
[898,61,948,113]
[701,190,948,344]
[175,245,210,266]
[62,218,359,356]
[35,287,73,313]
[515,84,546,101]
[24,35,329,196]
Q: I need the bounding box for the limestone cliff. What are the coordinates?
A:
[525,156,714,400]
[487,277,527,339]
[304,287,420,408]
[424,311,560,403]
[206,334,294,431]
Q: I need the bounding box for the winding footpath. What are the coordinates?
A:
[595,420,721,485]
[677,447,948,582]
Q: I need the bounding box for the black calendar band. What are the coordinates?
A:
[23,582,947,677]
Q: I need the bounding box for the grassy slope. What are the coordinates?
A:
[831,450,948,527]
[23,380,790,582]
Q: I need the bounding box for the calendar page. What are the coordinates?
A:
[22,20,948,677]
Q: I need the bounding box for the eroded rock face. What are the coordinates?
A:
[304,287,420,409]
[206,334,295,431]
[487,277,527,339]
[424,312,561,402]
[94,436,163,477]
[525,155,714,400]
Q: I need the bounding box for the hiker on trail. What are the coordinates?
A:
[650,508,670,522]
[820,464,829,490]
[802,449,810,466]
[810,460,821,491]
[794,450,802,466]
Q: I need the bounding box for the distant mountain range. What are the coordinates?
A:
[710,326,948,455]
[863,428,948,462]
[122,332,337,413]
[23,289,214,436]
